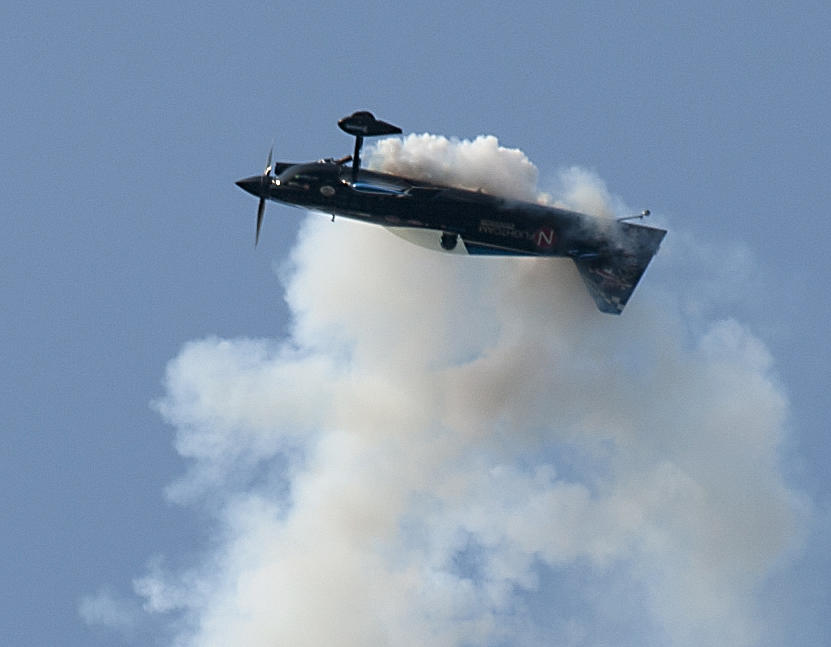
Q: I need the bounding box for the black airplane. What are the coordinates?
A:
[236,111,666,314]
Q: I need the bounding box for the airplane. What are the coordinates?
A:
[235,111,666,314]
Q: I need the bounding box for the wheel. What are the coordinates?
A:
[440,232,458,251]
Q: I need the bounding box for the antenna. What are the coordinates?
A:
[617,209,650,222]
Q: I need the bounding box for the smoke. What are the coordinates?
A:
[368,134,625,218]
[368,133,541,202]
[125,135,804,646]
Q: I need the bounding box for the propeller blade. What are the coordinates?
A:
[255,197,265,246]
[264,146,273,176]
[253,144,274,246]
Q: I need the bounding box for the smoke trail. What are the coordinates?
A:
[132,135,803,646]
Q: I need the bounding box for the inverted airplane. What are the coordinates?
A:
[236,111,666,314]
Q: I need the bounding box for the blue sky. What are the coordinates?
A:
[3,2,830,645]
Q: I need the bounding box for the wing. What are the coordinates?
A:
[385,227,467,254]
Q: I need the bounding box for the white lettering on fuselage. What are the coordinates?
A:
[478,220,527,239]
[478,220,558,250]
[534,226,556,249]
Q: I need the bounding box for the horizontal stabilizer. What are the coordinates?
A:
[574,225,666,314]
[338,111,402,137]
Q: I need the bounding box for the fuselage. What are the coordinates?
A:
[235,159,657,260]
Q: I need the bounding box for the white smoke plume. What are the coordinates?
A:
[133,135,804,646]
[368,134,541,202]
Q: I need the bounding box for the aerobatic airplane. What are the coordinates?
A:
[236,111,666,314]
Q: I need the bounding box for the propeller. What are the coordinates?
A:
[255,147,274,246]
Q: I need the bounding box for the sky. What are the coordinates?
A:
[3,2,830,646]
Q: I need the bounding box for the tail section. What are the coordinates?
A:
[574,224,666,314]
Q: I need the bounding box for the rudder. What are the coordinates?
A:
[574,224,666,314]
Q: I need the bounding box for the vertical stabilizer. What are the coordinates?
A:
[574,224,666,314]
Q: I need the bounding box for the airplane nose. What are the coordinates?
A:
[235,176,263,197]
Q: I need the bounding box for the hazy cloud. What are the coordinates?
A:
[78,587,140,633]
